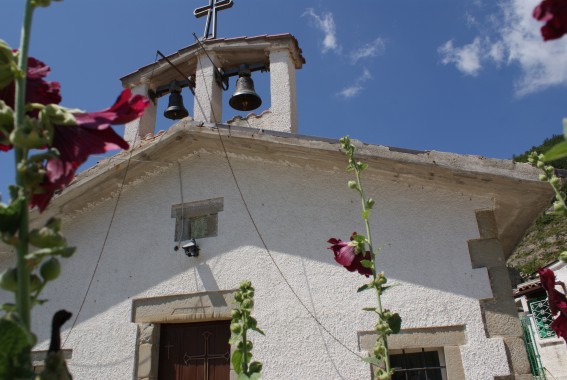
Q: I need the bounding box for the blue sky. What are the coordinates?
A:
[1,0,567,199]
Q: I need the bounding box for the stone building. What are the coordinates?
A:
[0,33,554,379]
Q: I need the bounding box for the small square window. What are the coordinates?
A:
[171,198,223,241]
[371,349,447,380]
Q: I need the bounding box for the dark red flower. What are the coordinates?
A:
[30,89,149,211]
[328,235,372,277]
[538,268,567,340]
[533,0,567,41]
[0,57,62,152]
[0,56,61,110]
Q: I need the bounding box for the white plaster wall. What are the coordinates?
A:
[0,151,512,379]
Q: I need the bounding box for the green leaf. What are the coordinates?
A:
[362,307,377,312]
[1,303,16,312]
[251,326,265,336]
[248,373,261,380]
[543,140,567,162]
[351,234,366,244]
[232,350,243,374]
[0,198,23,235]
[360,260,373,269]
[357,283,373,293]
[229,334,242,345]
[361,356,382,366]
[387,313,402,334]
[0,315,34,358]
[237,374,252,380]
[26,246,76,264]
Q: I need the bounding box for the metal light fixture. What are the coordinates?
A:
[182,238,200,257]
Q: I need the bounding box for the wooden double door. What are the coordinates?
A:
[158,321,231,380]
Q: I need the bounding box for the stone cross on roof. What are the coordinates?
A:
[194,0,234,40]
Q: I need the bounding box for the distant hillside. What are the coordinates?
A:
[508,134,567,277]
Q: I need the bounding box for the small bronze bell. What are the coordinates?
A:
[164,90,189,120]
[229,72,262,111]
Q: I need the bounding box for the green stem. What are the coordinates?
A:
[242,312,248,374]
[353,160,391,376]
[15,0,34,331]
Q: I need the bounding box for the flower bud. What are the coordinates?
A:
[240,280,252,290]
[249,361,263,373]
[553,201,564,211]
[539,173,547,182]
[29,225,66,248]
[40,257,61,282]
[0,268,18,292]
[245,289,255,299]
[231,309,242,319]
[0,39,17,90]
[560,251,567,263]
[551,176,561,187]
[230,323,242,334]
[348,181,357,189]
[29,274,43,292]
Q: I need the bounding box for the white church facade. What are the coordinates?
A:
[0,33,554,379]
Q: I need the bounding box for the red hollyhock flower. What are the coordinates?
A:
[328,234,372,277]
[0,56,62,109]
[30,89,149,211]
[533,0,567,41]
[538,268,567,340]
[0,56,62,151]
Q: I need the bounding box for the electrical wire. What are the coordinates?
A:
[194,44,364,360]
[62,53,160,348]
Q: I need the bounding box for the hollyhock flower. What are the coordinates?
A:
[0,56,61,110]
[538,268,567,340]
[533,0,567,41]
[0,56,61,151]
[30,89,149,211]
[328,234,372,277]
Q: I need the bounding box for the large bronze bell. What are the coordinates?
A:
[229,72,262,111]
[164,90,189,120]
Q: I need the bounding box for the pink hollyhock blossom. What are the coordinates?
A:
[328,234,372,277]
[0,57,62,151]
[538,268,567,340]
[533,0,567,41]
[31,89,149,211]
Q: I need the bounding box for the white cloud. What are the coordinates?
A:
[438,0,567,95]
[350,38,386,64]
[303,8,341,53]
[338,68,373,98]
[439,38,483,76]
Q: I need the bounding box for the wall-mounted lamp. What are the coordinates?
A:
[181,238,200,257]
